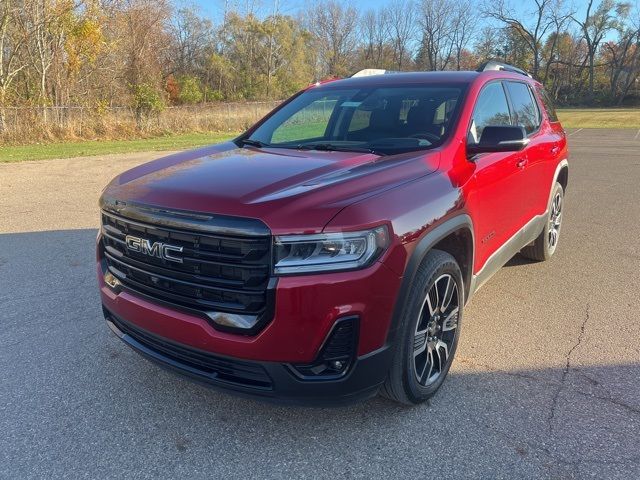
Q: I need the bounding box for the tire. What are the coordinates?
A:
[520,182,564,262]
[381,250,463,405]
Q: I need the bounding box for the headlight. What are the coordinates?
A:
[274,226,389,275]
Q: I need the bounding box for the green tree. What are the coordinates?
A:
[131,82,165,129]
[178,75,203,104]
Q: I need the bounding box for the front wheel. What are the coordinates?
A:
[520,182,564,261]
[381,250,463,405]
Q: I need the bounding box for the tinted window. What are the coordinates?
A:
[535,86,558,122]
[468,82,511,144]
[248,85,464,155]
[506,82,540,134]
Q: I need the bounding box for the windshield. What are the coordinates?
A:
[245,84,465,155]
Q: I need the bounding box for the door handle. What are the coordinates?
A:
[516,158,528,169]
[551,145,560,155]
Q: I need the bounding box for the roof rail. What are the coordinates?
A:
[350,69,400,78]
[477,60,532,78]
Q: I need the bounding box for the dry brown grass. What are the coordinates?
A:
[0,101,281,145]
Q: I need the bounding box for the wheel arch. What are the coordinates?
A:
[557,164,569,192]
[385,214,474,345]
[549,159,569,206]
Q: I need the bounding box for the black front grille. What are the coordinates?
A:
[107,311,272,390]
[100,208,274,331]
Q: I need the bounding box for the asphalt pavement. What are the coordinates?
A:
[1,128,639,479]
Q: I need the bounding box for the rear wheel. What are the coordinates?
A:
[381,250,463,405]
[520,182,564,262]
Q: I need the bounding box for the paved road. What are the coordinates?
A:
[1,129,639,479]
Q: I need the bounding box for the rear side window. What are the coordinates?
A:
[505,82,540,135]
[468,82,511,144]
[535,86,559,122]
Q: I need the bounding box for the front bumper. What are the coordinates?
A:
[98,254,401,363]
[104,308,392,405]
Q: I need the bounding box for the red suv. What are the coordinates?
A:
[98,62,568,405]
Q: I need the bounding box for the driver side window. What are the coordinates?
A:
[468,82,512,144]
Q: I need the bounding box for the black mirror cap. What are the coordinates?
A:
[467,126,529,157]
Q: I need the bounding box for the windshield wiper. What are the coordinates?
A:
[296,143,385,156]
[239,138,270,148]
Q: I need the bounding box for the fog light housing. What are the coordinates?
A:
[205,311,260,331]
[289,317,359,380]
[104,271,121,290]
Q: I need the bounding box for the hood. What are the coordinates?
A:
[102,142,440,234]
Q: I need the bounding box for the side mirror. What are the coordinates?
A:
[467,126,529,157]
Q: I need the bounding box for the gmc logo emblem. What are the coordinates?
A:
[125,235,184,263]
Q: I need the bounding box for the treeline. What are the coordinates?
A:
[1,0,639,133]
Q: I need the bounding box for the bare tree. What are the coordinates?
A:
[120,0,172,87]
[474,25,501,61]
[387,0,417,70]
[309,1,359,77]
[571,0,630,98]
[417,0,456,70]
[360,8,391,68]
[483,0,560,78]
[168,6,215,77]
[605,8,640,104]
[542,1,572,83]
[450,1,478,70]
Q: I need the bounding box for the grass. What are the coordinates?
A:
[556,108,640,129]
[0,132,238,163]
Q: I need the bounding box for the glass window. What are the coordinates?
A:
[535,85,558,122]
[468,82,511,144]
[506,82,540,134]
[248,85,464,155]
[271,95,338,143]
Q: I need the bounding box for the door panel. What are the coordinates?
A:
[468,150,529,271]
[466,81,528,271]
[503,81,547,224]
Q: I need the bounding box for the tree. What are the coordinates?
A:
[177,75,203,104]
[119,0,171,88]
[572,0,630,98]
[417,0,456,71]
[19,0,76,121]
[308,1,359,77]
[604,10,640,104]
[387,0,417,69]
[131,82,164,129]
[483,0,565,78]
[0,0,27,132]
[359,8,391,69]
[168,6,214,77]
[450,1,478,70]
[474,26,501,62]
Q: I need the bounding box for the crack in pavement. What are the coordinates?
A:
[547,303,590,434]
[457,356,640,420]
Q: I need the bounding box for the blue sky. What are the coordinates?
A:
[190,0,598,24]
[190,0,626,43]
[191,0,532,22]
